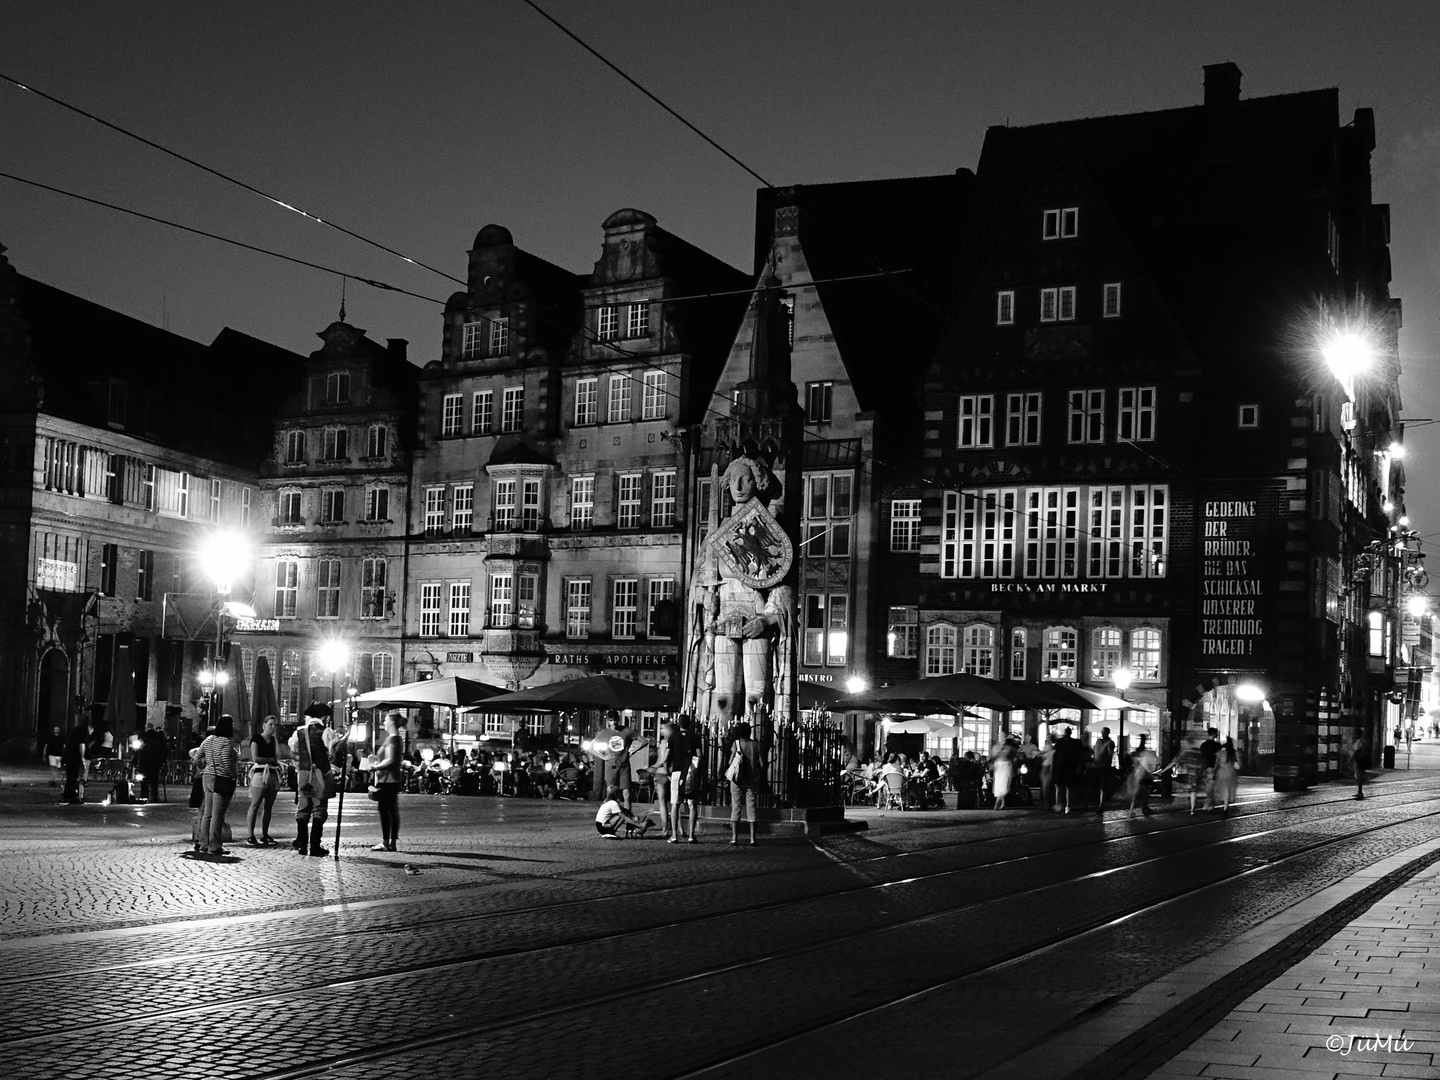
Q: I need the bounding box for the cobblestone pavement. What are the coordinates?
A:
[0,750,1438,1080]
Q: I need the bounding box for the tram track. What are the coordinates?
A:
[3,790,1437,1058]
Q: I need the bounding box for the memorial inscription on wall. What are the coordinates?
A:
[1198,491,1277,672]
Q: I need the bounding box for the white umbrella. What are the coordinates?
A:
[882,717,957,735]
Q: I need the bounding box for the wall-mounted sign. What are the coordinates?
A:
[233,617,280,634]
[35,559,78,592]
[799,673,837,682]
[986,582,1110,593]
[1197,492,1277,671]
[446,651,473,663]
[548,649,676,668]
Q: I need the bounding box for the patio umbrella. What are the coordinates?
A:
[101,643,138,740]
[352,675,506,709]
[252,654,280,727]
[834,672,1060,713]
[797,681,849,711]
[222,647,252,740]
[1025,684,1133,711]
[464,674,681,713]
[882,716,956,735]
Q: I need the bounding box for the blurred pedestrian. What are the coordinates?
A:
[1127,733,1160,817]
[43,726,64,788]
[289,715,334,856]
[678,742,703,843]
[1040,732,1057,810]
[1052,727,1083,813]
[61,719,90,804]
[245,715,282,846]
[725,721,763,846]
[136,719,169,803]
[1350,728,1370,800]
[650,721,676,840]
[1212,736,1239,815]
[989,735,1017,810]
[369,713,404,852]
[197,715,240,857]
[1198,727,1221,810]
[1090,727,1116,813]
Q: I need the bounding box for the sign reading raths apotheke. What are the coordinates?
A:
[1197,489,1278,668]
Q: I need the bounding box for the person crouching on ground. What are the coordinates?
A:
[289,716,334,857]
[595,785,652,838]
[197,715,240,857]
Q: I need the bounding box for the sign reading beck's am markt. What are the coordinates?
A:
[1199,497,1271,662]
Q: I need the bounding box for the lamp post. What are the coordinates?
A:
[198,531,250,722]
[1112,666,1133,758]
[317,639,351,860]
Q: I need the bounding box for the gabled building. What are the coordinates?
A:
[887,64,1402,785]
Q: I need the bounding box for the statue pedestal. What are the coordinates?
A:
[694,803,866,839]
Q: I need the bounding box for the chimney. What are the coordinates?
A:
[387,338,408,364]
[1204,62,1242,108]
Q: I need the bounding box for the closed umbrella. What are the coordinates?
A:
[251,654,280,728]
[101,643,138,742]
[223,647,252,741]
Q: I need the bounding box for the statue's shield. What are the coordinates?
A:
[710,499,793,588]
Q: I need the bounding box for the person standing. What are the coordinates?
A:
[43,726,65,788]
[989,735,1017,810]
[1212,736,1240,815]
[197,715,240,857]
[1091,727,1116,813]
[245,715,282,846]
[726,721,763,845]
[596,711,636,811]
[1351,728,1371,800]
[1128,733,1160,817]
[136,720,169,804]
[665,720,691,844]
[289,715,334,857]
[678,742,703,843]
[650,721,675,840]
[1051,727,1082,814]
[370,713,404,852]
[61,719,90,804]
[1198,727,1221,810]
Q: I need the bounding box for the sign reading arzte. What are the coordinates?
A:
[1200,500,1265,657]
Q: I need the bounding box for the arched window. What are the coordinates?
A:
[1132,628,1162,681]
[925,624,957,677]
[1091,627,1122,680]
[962,625,995,677]
[280,648,302,721]
[1010,628,1027,680]
[1043,627,1077,680]
[373,652,395,689]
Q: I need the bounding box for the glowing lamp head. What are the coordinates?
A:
[1321,331,1373,382]
[198,531,249,595]
[846,676,868,695]
[1406,594,1430,617]
[318,640,349,673]
[1112,667,1134,692]
[214,670,229,687]
[1400,515,1411,527]
[1235,682,1266,704]
[1389,443,1406,460]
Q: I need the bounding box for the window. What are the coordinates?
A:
[1059,285,1077,321]
[136,549,153,601]
[618,473,642,529]
[325,371,349,403]
[420,583,442,637]
[364,485,390,522]
[574,378,598,426]
[103,454,121,504]
[520,478,542,531]
[806,381,833,424]
[209,479,222,523]
[891,499,921,552]
[316,559,340,618]
[441,394,463,437]
[612,579,639,639]
[321,488,344,523]
[517,572,539,629]
[472,390,494,435]
[803,472,852,557]
[1068,390,1105,444]
[801,594,848,666]
[362,424,386,461]
[1103,282,1122,318]
[1368,611,1385,657]
[240,487,251,527]
[285,430,305,464]
[323,427,348,460]
[566,579,591,639]
[144,464,155,511]
[607,374,631,423]
[493,480,516,531]
[597,305,619,340]
[996,290,1015,325]
[449,581,471,637]
[887,606,918,658]
[1091,627,1122,680]
[1043,627,1077,680]
[1129,485,1168,578]
[648,577,676,638]
[274,559,299,618]
[280,649,301,721]
[925,624,957,677]
[1132,628,1161,681]
[626,301,649,338]
[452,484,474,532]
[462,321,484,358]
[176,473,189,518]
[488,317,509,357]
[1040,288,1058,323]
[641,370,666,420]
[361,557,387,618]
[958,395,994,448]
[827,595,849,665]
[651,470,677,528]
[1043,206,1079,239]
[571,476,595,530]
[280,490,303,525]
[424,486,446,534]
[99,543,118,597]
[962,625,995,677]
[372,652,394,688]
[1006,392,1042,446]
[1117,387,1156,442]
[1010,628,1027,680]
[501,387,523,432]
[1238,404,1259,429]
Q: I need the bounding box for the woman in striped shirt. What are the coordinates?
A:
[197,715,240,857]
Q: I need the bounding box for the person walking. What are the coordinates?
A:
[1051,727,1083,813]
[664,720,691,844]
[370,713,404,852]
[1127,733,1160,817]
[135,719,169,803]
[43,726,65,788]
[1212,735,1240,815]
[196,715,240,857]
[1198,727,1221,810]
[1350,728,1371,800]
[725,721,763,846]
[289,715,334,857]
[245,715,282,846]
[1039,733,1058,810]
[61,719,90,804]
[989,735,1017,810]
[1090,727,1116,813]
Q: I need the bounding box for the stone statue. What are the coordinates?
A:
[686,455,794,727]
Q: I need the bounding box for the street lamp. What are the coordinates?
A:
[1112,667,1133,756]
[198,530,250,720]
[1321,330,1373,386]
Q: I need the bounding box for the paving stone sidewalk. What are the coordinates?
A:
[1144,857,1440,1080]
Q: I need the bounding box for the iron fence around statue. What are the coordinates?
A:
[698,714,847,810]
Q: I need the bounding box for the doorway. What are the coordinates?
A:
[36,649,69,740]
[1192,684,1275,775]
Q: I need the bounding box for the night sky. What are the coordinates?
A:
[4,1,1438,529]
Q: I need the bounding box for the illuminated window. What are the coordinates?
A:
[1091,627,1122,680]
[925,624,957,677]
[1368,611,1385,657]
[890,499,921,552]
[962,625,995,677]
[1043,627,1077,680]
[1132,628,1161,681]
[888,606,918,658]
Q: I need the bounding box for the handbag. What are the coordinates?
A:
[367,785,381,802]
[212,775,237,797]
[724,748,744,785]
[188,775,204,808]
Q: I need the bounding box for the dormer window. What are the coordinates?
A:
[461,321,484,358]
[488,317,509,357]
[1043,206,1079,240]
[325,371,350,404]
[598,305,619,340]
[626,301,650,339]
